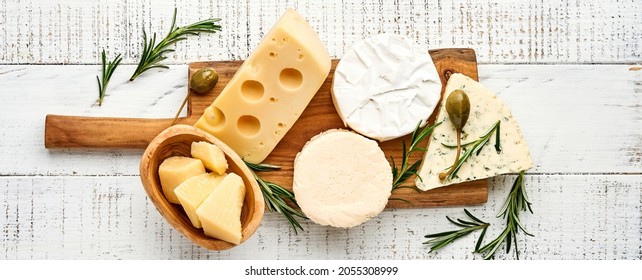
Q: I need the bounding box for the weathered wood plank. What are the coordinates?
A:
[0,0,640,64]
[1,175,639,259]
[0,65,639,176]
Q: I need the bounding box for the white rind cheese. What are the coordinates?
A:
[416,73,533,191]
[332,33,442,141]
[293,129,392,228]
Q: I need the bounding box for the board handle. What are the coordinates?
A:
[428,48,479,85]
[44,115,179,149]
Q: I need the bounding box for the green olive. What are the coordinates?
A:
[189,67,219,94]
[445,89,470,130]
[439,89,471,181]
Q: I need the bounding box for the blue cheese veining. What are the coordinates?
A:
[331,33,442,142]
[416,73,533,191]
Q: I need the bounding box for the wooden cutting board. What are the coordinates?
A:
[45,48,487,208]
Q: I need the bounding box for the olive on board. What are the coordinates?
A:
[445,89,471,130]
[189,67,219,94]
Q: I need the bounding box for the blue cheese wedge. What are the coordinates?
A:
[416,73,533,191]
[332,33,441,141]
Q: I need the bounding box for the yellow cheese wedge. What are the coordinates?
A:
[191,141,228,175]
[196,173,246,244]
[174,173,226,228]
[158,156,206,204]
[195,8,331,164]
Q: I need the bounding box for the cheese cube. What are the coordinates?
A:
[158,156,206,204]
[174,173,226,228]
[191,141,228,175]
[196,173,246,244]
[195,8,331,164]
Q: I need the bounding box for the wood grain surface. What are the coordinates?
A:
[1,0,639,64]
[45,48,488,208]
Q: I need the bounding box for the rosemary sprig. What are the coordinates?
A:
[390,121,441,191]
[423,209,489,253]
[245,161,307,233]
[476,171,533,259]
[129,8,222,81]
[96,49,122,106]
[440,120,502,181]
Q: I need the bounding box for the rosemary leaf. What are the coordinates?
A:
[245,161,281,172]
[423,209,489,253]
[390,121,441,191]
[440,120,501,181]
[245,161,307,233]
[476,171,533,260]
[96,49,122,106]
[130,8,222,81]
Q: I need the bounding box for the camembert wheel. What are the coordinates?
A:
[332,33,442,142]
[293,129,392,228]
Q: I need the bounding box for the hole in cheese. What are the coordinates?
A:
[269,97,277,103]
[279,68,303,90]
[249,63,259,74]
[240,80,265,101]
[203,106,226,129]
[237,115,261,137]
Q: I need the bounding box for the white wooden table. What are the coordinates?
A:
[1,0,640,260]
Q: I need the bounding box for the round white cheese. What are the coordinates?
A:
[332,33,442,141]
[293,129,392,228]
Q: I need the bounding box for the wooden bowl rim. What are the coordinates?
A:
[139,124,264,250]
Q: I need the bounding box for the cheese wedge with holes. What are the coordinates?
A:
[174,173,226,228]
[191,141,228,175]
[195,9,331,164]
[158,156,206,204]
[196,173,246,244]
[416,73,533,191]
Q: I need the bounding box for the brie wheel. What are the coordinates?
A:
[293,129,392,228]
[332,33,442,141]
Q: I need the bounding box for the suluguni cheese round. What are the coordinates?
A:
[293,129,392,228]
[332,33,442,141]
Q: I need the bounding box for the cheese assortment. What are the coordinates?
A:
[332,33,442,141]
[293,129,392,228]
[157,141,246,244]
[148,8,536,239]
[416,73,533,191]
[195,8,331,164]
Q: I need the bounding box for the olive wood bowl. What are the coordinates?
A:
[140,124,264,250]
